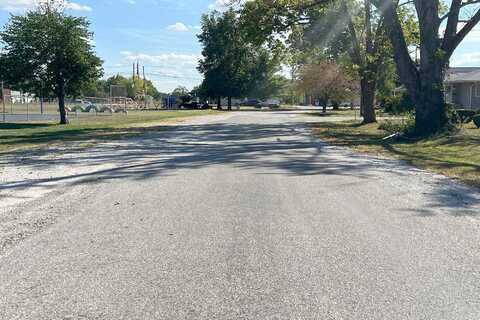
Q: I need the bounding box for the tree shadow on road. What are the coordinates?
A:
[1,120,478,217]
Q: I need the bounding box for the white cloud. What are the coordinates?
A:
[451,52,480,66]
[65,2,92,11]
[441,24,480,43]
[208,0,231,10]
[0,0,92,12]
[167,22,189,32]
[121,51,200,65]
[0,0,34,11]
[117,51,203,92]
[463,27,480,43]
[209,0,243,11]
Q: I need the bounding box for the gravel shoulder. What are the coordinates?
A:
[0,111,479,319]
[0,113,234,254]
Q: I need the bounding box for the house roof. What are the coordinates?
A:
[446,67,480,83]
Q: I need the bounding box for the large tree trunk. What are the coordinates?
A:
[319,97,327,113]
[414,0,448,135]
[360,78,377,124]
[413,68,448,135]
[58,83,68,125]
[378,0,449,135]
[217,96,222,110]
[343,0,378,124]
[227,96,232,110]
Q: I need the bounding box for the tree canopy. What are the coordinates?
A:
[0,5,103,124]
[198,9,282,109]
[373,0,480,134]
[298,61,358,112]
[237,0,480,135]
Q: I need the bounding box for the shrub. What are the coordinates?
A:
[473,114,480,128]
[379,120,404,133]
[383,93,414,114]
[456,109,476,124]
[379,112,415,135]
[85,105,98,113]
[447,104,461,125]
[100,106,114,113]
[71,105,85,113]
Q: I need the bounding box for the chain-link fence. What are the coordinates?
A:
[0,86,140,122]
[1,90,60,122]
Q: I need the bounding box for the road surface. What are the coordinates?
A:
[1,111,479,319]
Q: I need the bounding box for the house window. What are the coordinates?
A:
[447,85,457,97]
[476,84,480,98]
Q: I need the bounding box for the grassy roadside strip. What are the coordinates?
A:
[311,120,480,187]
[0,110,220,154]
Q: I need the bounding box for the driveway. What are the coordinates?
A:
[1,111,479,319]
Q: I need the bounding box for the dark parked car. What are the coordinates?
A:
[179,102,210,110]
[239,99,260,107]
[179,102,199,109]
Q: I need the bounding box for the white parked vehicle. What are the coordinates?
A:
[259,99,281,108]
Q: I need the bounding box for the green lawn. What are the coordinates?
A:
[312,120,480,187]
[306,108,400,119]
[0,110,219,153]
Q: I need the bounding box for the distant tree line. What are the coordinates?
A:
[197,9,289,109]
[82,75,167,101]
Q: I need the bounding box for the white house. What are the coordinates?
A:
[445,67,480,110]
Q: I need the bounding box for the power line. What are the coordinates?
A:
[104,71,202,81]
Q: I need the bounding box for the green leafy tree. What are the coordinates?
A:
[170,86,192,104]
[81,79,109,98]
[171,86,190,97]
[0,3,103,124]
[198,9,279,109]
[373,0,480,135]
[102,75,164,100]
[240,0,420,124]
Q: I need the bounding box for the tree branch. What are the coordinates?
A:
[342,0,364,67]
[443,7,480,58]
[439,0,480,22]
[442,0,462,48]
[372,0,419,94]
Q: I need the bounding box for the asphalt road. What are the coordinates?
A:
[1,111,479,319]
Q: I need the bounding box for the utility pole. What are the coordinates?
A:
[136,61,140,78]
[143,66,147,109]
[133,63,135,79]
[1,81,5,123]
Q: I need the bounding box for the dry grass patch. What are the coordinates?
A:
[0,110,219,153]
[312,121,480,187]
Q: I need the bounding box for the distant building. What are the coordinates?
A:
[1,89,35,103]
[445,67,480,110]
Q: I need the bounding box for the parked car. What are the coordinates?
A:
[239,99,260,107]
[179,102,210,110]
[259,99,281,108]
[179,102,200,109]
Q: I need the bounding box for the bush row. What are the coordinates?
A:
[451,107,480,128]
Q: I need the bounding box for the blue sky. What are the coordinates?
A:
[0,0,480,93]
[0,0,229,92]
